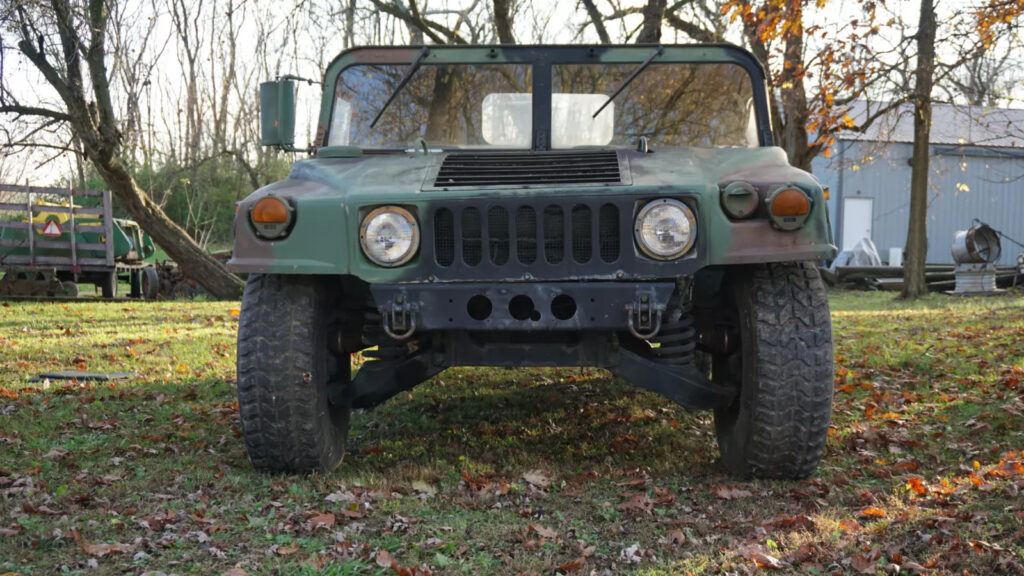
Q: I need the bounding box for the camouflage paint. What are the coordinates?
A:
[229,45,836,279]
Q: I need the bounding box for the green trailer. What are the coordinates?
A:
[0,184,159,298]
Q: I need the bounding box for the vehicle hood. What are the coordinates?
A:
[265,146,818,202]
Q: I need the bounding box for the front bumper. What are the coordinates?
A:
[370,281,676,337]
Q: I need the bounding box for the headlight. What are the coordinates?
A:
[359,206,419,267]
[634,199,696,260]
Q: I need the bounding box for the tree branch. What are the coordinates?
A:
[0,104,72,122]
[580,0,612,43]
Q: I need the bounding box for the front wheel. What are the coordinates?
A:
[236,274,351,472]
[713,262,834,479]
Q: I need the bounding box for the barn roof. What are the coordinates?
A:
[839,100,1024,148]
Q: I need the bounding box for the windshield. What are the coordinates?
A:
[329,63,532,148]
[553,63,755,148]
[327,59,757,149]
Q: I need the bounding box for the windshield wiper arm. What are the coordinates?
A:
[370,46,430,129]
[592,45,663,119]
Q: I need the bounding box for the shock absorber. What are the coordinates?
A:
[649,287,697,366]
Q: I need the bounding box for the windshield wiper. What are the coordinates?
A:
[370,46,430,129]
[592,45,663,119]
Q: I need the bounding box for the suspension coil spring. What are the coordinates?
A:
[649,301,697,366]
[361,310,408,360]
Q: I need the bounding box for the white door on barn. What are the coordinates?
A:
[841,197,874,251]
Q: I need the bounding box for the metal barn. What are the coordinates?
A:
[811,101,1024,266]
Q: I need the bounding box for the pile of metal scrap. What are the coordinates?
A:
[821,223,1023,293]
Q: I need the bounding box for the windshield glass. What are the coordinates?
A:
[327,60,756,149]
[552,63,755,148]
[329,63,532,148]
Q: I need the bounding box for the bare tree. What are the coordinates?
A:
[0,0,243,297]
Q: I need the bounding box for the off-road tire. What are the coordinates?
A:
[237,274,351,473]
[99,271,117,298]
[714,262,833,479]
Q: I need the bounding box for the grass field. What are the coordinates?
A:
[1,290,1022,575]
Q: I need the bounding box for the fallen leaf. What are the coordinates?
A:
[375,549,394,567]
[528,523,558,539]
[522,469,550,489]
[276,544,300,556]
[616,492,654,513]
[557,557,585,572]
[308,512,335,530]
[411,480,437,496]
[713,485,753,500]
[79,540,132,557]
[743,549,787,570]
[907,477,927,495]
[838,518,862,533]
[667,529,686,546]
[858,506,886,519]
[850,553,876,573]
[223,569,249,576]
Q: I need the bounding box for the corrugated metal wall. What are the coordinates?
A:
[812,140,1023,266]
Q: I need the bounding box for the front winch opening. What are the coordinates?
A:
[550,294,577,320]
[467,295,492,320]
[509,294,541,321]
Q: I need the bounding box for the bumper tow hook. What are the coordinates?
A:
[626,291,663,340]
[382,296,417,340]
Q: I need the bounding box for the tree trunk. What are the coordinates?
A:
[8,0,243,299]
[779,6,811,171]
[492,0,516,44]
[92,154,244,298]
[902,0,936,299]
[637,0,667,43]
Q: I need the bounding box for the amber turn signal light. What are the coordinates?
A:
[252,197,290,223]
[249,195,294,240]
[769,188,811,217]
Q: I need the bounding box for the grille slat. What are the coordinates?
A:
[516,206,537,264]
[462,207,482,266]
[543,205,564,264]
[599,203,620,263]
[488,207,510,265]
[434,151,622,188]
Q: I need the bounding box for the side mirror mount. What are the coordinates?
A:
[260,79,297,150]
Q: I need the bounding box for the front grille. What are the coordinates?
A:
[433,202,621,269]
[434,150,623,188]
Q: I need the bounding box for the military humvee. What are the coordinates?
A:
[229,44,837,479]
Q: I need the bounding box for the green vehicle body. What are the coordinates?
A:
[0,214,155,263]
[231,44,838,477]
[231,45,834,278]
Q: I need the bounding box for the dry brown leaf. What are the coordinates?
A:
[557,557,585,572]
[838,518,863,533]
[528,523,558,539]
[276,544,300,556]
[223,569,249,576]
[743,549,786,570]
[713,485,753,500]
[522,469,550,489]
[850,553,876,573]
[667,529,686,546]
[79,540,132,557]
[616,492,654,513]
[309,512,335,530]
[375,549,394,567]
